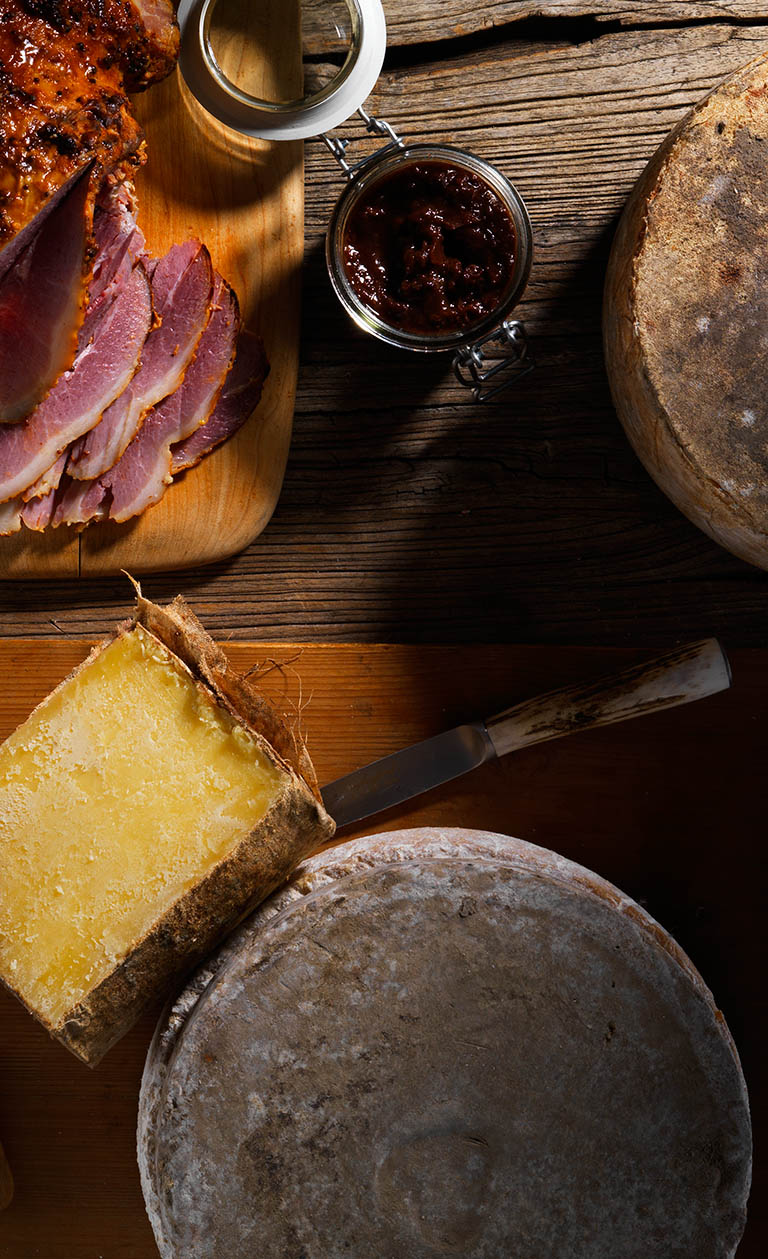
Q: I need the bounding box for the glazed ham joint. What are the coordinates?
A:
[0,0,269,535]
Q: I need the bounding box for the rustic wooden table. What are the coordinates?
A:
[0,3,766,1255]
[2,1,768,643]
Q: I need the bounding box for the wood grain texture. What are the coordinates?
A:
[1,11,768,640]
[0,639,764,1256]
[0,0,303,578]
[310,3,768,50]
[0,1140,12,1212]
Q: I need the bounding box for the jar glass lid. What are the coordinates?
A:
[177,0,387,139]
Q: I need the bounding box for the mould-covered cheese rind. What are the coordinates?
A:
[0,601,334,1065]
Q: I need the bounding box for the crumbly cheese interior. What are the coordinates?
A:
[0,625,282,1028]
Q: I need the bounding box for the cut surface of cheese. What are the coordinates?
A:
[139,829,752,1259]
[0,597,334,1064]
[0,624,281,1029]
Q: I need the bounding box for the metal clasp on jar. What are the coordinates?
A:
[322,107,405,181]
[453,320,534,403]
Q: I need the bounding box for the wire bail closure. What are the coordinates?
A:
[322,107,405,181]
[453,321,534,403]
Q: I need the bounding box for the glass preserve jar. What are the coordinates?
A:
[177,0,535,400]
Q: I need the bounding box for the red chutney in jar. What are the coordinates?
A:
[341,159,517,337]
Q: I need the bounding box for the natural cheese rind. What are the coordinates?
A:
[604,51,768,568]
[0,600,334,1065]
[139,829,752,1259]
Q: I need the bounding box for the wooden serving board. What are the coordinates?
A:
[0,640,765,1255]
[604,51,768,571]
[0,0,303,580]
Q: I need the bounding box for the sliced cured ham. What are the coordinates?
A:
[9,453,67,534]
[0,164,92,423]
[23,451,68,502]
[49,473,108,528]
[88,185,146,310]
[0,260,152,503]
[20,491,57,531]
[171,332,269,474]
[105,276,239,521]
[0,497,23,535]
[68,241,214,481]
[51,313,267,530]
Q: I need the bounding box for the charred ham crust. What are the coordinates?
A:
[0,1,145,246]
[19,0,179,90]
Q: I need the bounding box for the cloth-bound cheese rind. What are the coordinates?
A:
[604,51,768,569]
[0,595,334,1066]
[139,828,752,1259]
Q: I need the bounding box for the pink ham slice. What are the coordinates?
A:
[51,276,238,527]
[23,451,68,502]
[20,487,58,532]
[106,275,238,521]
[67,240,214,481]
[51,316,267,530]
[49,472,107,528]
[0,456,65,534]
[88,185,146,310]
[0,260,152,502]
[171,331,269,473]
[0,497,23,535]
[0,164,92,423]
[14,452,67,533]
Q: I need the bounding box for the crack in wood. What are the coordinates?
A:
[370,11,768,75]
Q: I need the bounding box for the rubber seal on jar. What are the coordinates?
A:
[177,0,387,140]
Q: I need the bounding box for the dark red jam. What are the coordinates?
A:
[341,159,517,337]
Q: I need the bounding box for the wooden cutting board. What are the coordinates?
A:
[0,639,765,1256]
[604,51,768,571]
[0,0,303,580]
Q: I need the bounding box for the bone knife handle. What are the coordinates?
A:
[485,639,731,759]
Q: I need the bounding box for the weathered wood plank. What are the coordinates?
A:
[346,1,768,51]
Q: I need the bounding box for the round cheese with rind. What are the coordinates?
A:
[604,51,768,568]
[139,829,752,1259]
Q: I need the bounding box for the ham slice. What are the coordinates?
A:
[105,276,239,521]
[0,497,23,535]
[0,164,92,423]
[0,260,152,502]
[0,456,66,534]
[171,332,269,474]
[20,487,58,532]
[50,473,108,528]
[88,185,146,310]
[23,451,68,502]
[51,276,237,527]
[51,310,267,530]
[67,241,214,481]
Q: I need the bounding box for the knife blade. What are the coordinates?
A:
[321,638,731,830]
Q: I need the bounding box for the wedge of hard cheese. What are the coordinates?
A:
[0,594,334,1065]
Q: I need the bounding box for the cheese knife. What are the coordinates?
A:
[321,639,731,829]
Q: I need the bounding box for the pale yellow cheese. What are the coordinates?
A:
[0,625,282,1029]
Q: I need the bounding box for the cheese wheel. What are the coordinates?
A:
[604,52,768,568]
[139,829,751,1259]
